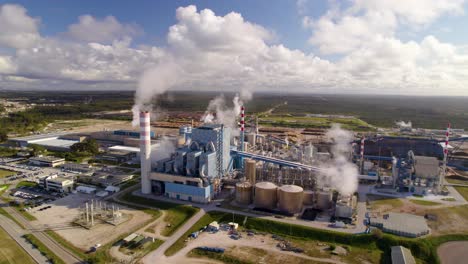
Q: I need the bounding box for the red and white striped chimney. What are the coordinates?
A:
[444,122,451,156]
[140,111,152,194]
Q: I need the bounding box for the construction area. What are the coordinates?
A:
[29,192,153,250]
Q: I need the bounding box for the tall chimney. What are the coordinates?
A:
[140,111,152,194]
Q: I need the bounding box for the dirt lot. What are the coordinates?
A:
[368,194,468,235]
[437,241,468,264]
[31,193,152,250]
[161,226,380,264]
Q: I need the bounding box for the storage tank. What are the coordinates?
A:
[316,190,332,210]
[254,182,277,209]
[245,159,256,184]
[235,182,252,205]
[303,190,314,205]
[278,185,303,214]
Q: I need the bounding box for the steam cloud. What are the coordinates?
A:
[395,120,412,128]
[132,58,182,126]
[151,136,176,163]
[319,124,359,196]
[200,94,247,137]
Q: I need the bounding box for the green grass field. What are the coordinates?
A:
[258,114,374,131]
[0,227,34,264]
[368,195,404,211]
[454,186,468,201]
[409,199,441,206]
[0,169,15,178]
[120,192,199,236]
[23,234,65,264]
[15,181,38,188]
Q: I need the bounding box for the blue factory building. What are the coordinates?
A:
[149,124,231,203]
[114,129,155,138]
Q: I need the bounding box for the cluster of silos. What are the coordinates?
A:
[244,159,256,184]
[278,185,303,214]
[235,181,253,205]
[253,182,278,210]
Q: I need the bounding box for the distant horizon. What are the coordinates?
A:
[1,89,467,98]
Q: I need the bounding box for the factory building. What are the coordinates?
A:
[141,111,232,203]
[42,175,74,193]
[29,156,66,167]
[8,133,83,151]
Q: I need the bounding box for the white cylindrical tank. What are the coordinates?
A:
[303,190,314,205]
[316,190,332,210]
[235,182,252,205]
[247,133,256,145]
[254,182,277,210]
[245,159,256,184]
[140,111,151,194]
[278,185,303,214]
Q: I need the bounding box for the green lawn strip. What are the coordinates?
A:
[0,169,15,178]
[11,205,37,221]
[0,226,35,264]
[0,184,10,195]
[453,186,468,201]
[120,192,199,236]
[45,231,88,260]
[16,181,38,188]
[409,199,441,206]
[0,207,26,229]
[188,248,252,264]
[23,233,66,264]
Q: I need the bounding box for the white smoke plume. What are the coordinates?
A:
[395,120,412,128]
[318,124,358,196]
[151,136,176,163]
[132,58,182,126]
[200,94,249,137]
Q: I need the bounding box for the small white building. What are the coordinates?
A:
[208,221,219,232]
[43,175,74,193]
[76,185,96,194]
[105,186,120,193]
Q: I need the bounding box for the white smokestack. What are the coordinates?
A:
[140,111,152,194]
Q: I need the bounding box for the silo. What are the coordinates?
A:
[235,182,252,205]
[254,182,277,209]
[316,190,332,210]
[303,190,315,205]
[278,185,303,214]
[247,133,256,145]
[245,159,256,184]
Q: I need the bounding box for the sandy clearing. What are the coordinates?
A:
[437,241,468,264]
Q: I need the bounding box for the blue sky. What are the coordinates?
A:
[0,0,467,95]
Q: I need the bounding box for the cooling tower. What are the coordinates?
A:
[235,181,252,205]
[278,185,303,214]
[140,111,151,194]
[254,182,277,209]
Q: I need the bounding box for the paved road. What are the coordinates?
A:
[0,213,49,264]
[1,204,83,264]
[142,209,206,263]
